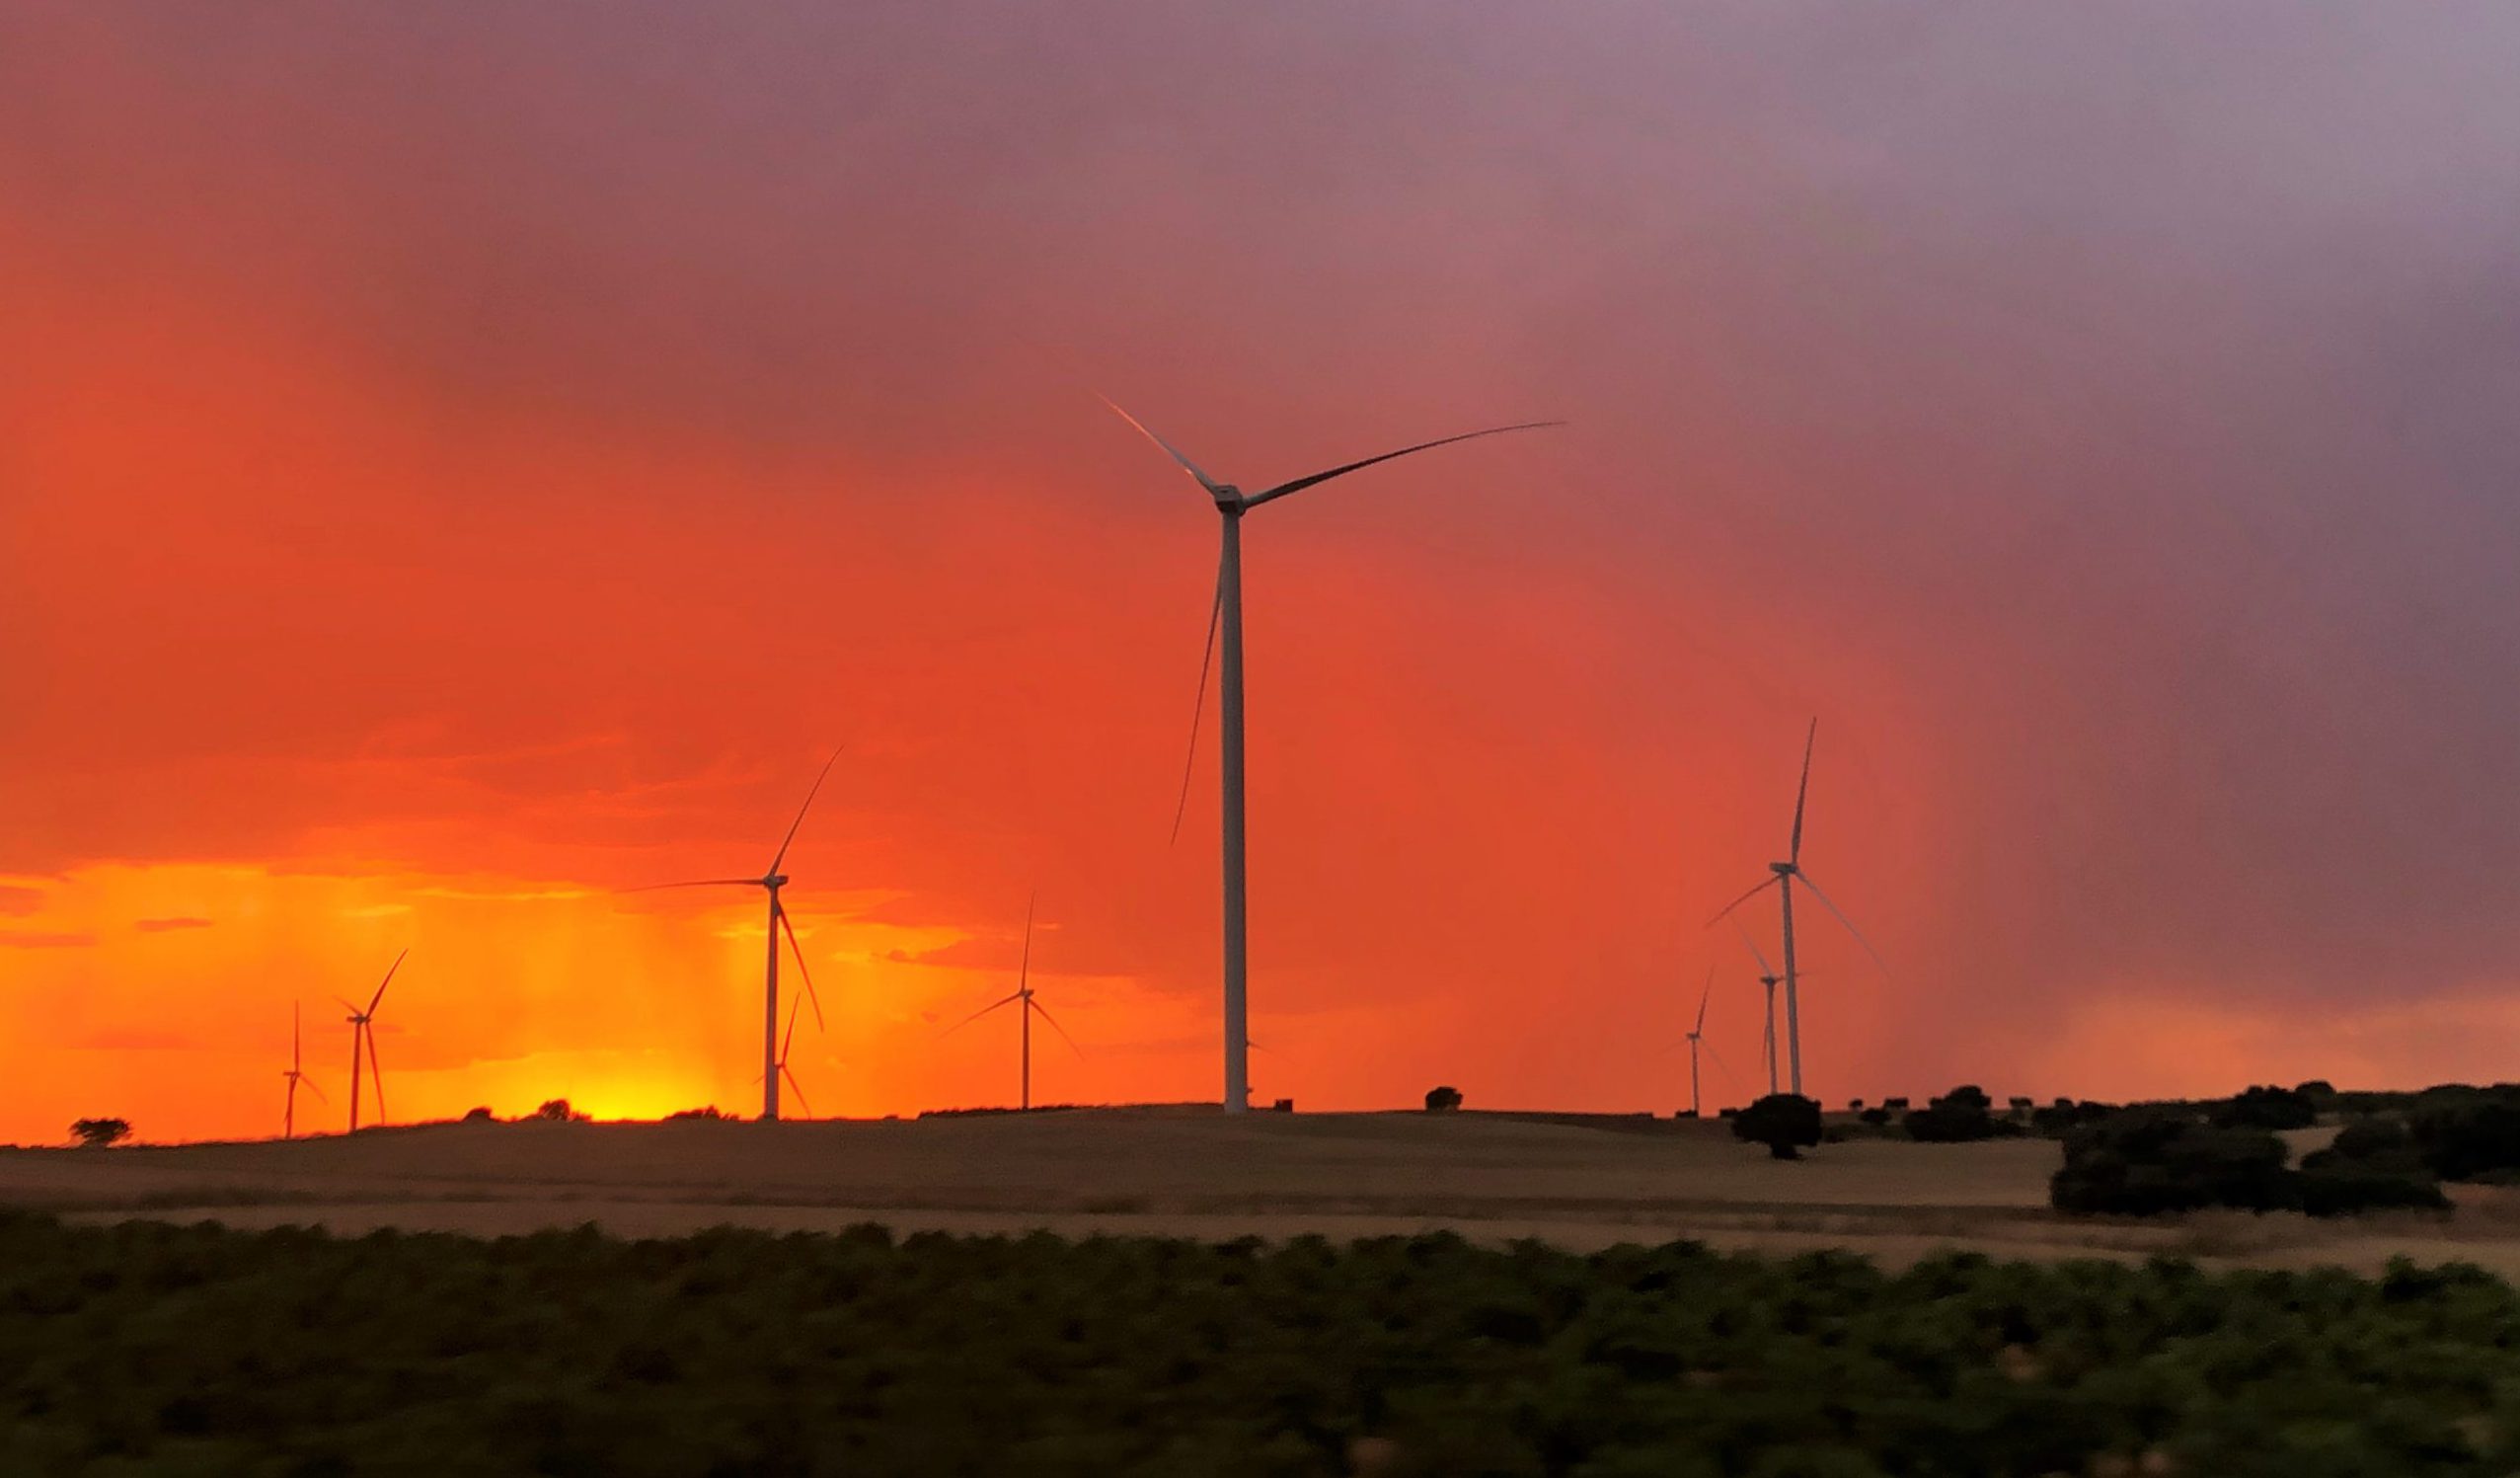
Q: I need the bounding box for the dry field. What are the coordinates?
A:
[7,1107,2516,1276]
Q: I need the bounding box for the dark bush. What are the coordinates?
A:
[532,1099,589,1123]
[69,1119,130,1149]
[2210,1084,2318,1131]
[461,1106,496,1123]
[1903,1085,2021,1143]
[1859,1107,1891,1128]
[2298,1118,2448,1215]
[2295,1079,2339,1111]
[2050,1108,2298,1215]
[1880,1096,1910,1112]
[2408,1091,2520,1181]
[2030,1100,2116,1139]
[1423,1085,1463,1113]
[666,1106,732,1122]
[1732,1094,1822,1159]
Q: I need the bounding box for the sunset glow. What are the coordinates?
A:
[9,5,2520,1144]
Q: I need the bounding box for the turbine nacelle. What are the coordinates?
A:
[764,873,789,890]
[1770,861,1796,877]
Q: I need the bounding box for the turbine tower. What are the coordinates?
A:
[1107,402,1559,1112]
[280,1000,328,1139]
[762,993,813,1119]
[1731,915,1783,1096]
[1708,721,1887,1096]
[1684,966,1715,1118]
[945,895,1080,1111]
[629,747,839,1122]
[339,950,405,1132]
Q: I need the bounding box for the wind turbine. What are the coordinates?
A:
[1107,401,1560,1113]
[1731,915,1782,1096]
[628,747,839,1122]
[1707,720,1887,1097]
[1684,966,1715,1119]
[339,950,405,1133]
[944,895,1079,1111]
[280,1000,328,1139]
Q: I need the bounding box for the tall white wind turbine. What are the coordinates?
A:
[280,1000,328,1139]
[1107,402,1560,1113]
[944,895,1080,1111]
[1707,721,1887,1096]
[627,747,840,1122]
[338,950,405,1133]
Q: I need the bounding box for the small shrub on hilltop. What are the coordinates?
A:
[461,1106,496,1123]
[667,1106,733,1122]
[1903,1085,2023,1143]
[1732,1094,1823,1159]
[532,1099,591,1124]
[1422,1086,1463,1113]
[2031,1099,2117,1138]
[2210,1084,2318,1131]
[68,1119,130,1149]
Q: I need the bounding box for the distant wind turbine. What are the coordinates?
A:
[944,895,1080,1111]
[1731,915,1783,1096]
[338,950,405,1132]
[1684,966,1715,1119]
[627,747,840,1122]
[1107,400,1561,1113]
[1707,720,1887,1096]
[280,1000,327,1139]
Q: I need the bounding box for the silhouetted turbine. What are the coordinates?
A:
[1107,401,1560,1112]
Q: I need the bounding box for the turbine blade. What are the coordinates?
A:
[1794,871,1891,978]
[1705,875,1779,929]
[1100,395,1226,497]
[334,995,364,1018]
[1030,998,1085,1058]
[619,879,762,894]
[1790,719,1816,864]
[1702,1038,1745,1098]
[768,744,845,875]
[1695,965,1714,1034]
[1170,557,1224,846]
[300,1076,330,1104]
[776,904,826,1033]
[292,1001,302,1070]
[941,994,1023,1039]
[781,991,804,1060]
[780,1066,812,1120]
[1242,422,1564,508]
[366,948,407,1015]
[1018,893,1035,996]
[364,1026,385,1126]
[1730,913,1776,978]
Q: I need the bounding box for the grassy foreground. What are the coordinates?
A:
[6,1211,2520,1477]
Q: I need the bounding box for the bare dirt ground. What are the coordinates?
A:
[7,1108,2514,1277]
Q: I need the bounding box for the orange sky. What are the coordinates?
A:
[9,5,2520,1142]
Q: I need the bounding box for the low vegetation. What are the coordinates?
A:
[67,1120,130,1149]
[9,1211,2520,1474]
[1731,1094,1821,1159]
[2052,1107,2447,1218]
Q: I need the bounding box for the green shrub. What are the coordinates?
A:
[2210,1084,2318,1131]
[2050,1108,2296,1215]
[1904,1086,2023,1143]
[1733,1095,1822,1159]
[2409,1091,2520,1181]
